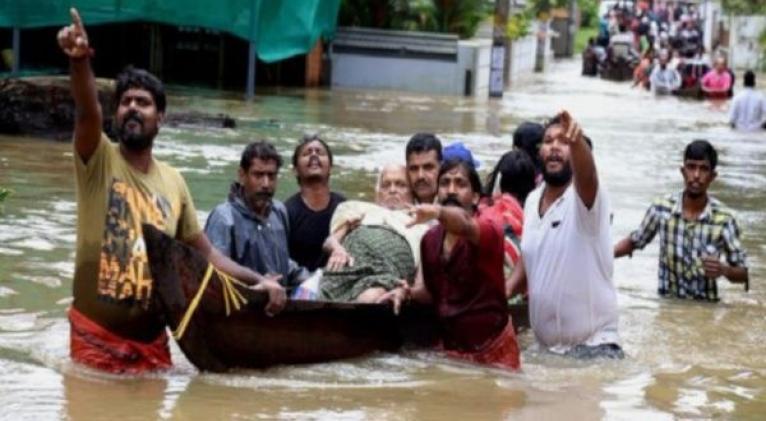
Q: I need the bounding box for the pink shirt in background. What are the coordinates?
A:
[701,70,732,92]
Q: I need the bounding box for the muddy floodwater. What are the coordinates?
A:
[0,60,764,420]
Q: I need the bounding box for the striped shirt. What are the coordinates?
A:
[630,192,748,301]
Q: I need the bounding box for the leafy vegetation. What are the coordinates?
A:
[578,0,599,28]
[721,0,766,15]
[506,12,531,41]
[527,0,569,17]
[575,25,598,54]
[0,188,11,203]
[338,0,493,39]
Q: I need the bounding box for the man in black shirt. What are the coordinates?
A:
[285,135,345,271]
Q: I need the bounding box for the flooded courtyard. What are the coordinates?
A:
[0,59,764,420]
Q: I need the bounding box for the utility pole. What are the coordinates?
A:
[493,0,511,88]
[11,28,20,76]
[246,0,259,100]
[567,0,577,57]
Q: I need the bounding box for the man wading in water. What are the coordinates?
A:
[614,140,749,301]
[59,8,285,374]
[506,111,622,359]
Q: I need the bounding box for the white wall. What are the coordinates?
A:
[728,16,766,70]
[701,0,723,53]
[330,38,491,97]
[458,39,492,98]
[509,34,536,83]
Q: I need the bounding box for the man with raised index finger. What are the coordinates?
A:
[59,8,285,374]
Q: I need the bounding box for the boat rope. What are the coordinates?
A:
[172,263,249,341]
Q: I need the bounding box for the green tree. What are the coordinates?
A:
[579,0,599,27]
[721,0,766,15]
[528,0,569,17]
[338,0,492,39]
[431,0,492,39]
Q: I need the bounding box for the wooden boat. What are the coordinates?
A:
[142,224,530,372]
[599,60,634,82]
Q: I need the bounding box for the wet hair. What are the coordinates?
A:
[439,158,482,195]
[684,140,717,170]
[512,122,545,170]
[240,141,283,170]
[291,134,334,167]
[406,133,443,161]
[744,70,755,88]
[485,150,536,204]
[114,66,166,113]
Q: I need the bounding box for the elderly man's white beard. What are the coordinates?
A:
[377,195,413,211]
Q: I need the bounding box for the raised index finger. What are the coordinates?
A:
[560,110,572,129]
[70,8,84,30]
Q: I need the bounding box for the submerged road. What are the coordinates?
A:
[0,58,764,419]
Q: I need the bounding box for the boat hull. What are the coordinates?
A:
[143,224,528,372]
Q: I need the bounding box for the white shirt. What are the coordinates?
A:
[650,66,682,94]
[329,201,429,266]
[729,88,766,132]
[521,184,620,353]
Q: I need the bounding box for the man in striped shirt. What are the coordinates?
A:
[614,140,749,301]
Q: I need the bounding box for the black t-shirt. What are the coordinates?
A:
[285,192,346,271]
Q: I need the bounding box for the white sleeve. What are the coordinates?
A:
[574,185,609,236]
[649,67,660,88]
[671,70,682,90]
[761,97,766,125]
[728,97,740,125]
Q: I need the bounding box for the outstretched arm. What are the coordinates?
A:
[57,8,102,162]
[614,236,635,258]
[186,233,286,315]
[505,255,527,298]
[377,265,432,315]
[560,111,598,209]
[406,204,479,244]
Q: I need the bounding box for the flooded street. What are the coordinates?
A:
[0,58,764,419]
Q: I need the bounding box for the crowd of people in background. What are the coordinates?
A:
[582,1,765,130]
[58,7,751,376]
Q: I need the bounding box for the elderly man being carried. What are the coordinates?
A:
[317,164,429,303]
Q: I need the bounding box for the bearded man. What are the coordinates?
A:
[60,8,284,374]
[205,141,310,289]
[506,111,623,360]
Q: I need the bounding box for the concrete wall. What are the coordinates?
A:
[331,54,460,94]
[330,35,491,97]
[509,34,536,83]
[701,0,723,53]
[457,39,492,98]
[728,16,766,71]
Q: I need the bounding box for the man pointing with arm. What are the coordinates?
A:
[59,9,285,374]
[507,111,623,359]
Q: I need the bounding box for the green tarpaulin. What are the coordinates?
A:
[0,0,340,63]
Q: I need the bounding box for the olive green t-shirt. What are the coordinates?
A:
[73,134,201,313]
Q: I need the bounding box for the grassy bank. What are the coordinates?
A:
[574,25,598,55]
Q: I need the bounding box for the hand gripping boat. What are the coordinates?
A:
[142,224,529,372]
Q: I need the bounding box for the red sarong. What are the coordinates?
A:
[445,320,521,370]
[69,307,171,374]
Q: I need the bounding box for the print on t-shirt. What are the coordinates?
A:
[97,178,171,307]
